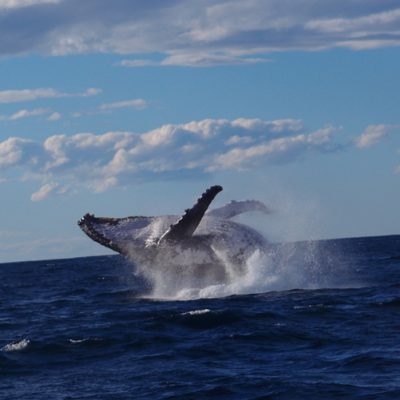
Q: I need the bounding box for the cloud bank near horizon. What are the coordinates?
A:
[0,118,340,201]
[1,1,400,65]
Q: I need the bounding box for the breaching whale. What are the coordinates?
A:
[78,185,270,286]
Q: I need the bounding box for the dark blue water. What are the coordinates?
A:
[2,235,400,399]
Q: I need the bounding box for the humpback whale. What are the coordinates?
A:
[78,185,270,287]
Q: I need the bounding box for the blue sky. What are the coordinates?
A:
[1,0,400,262]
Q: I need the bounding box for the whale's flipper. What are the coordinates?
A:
[78,214,125,253]
[159,185,223,243]
[78,214,154,254]
[207,200,271,219]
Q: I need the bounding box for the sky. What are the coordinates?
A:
[1,0,400,262]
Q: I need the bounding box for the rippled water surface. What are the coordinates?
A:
[1,235,400,399]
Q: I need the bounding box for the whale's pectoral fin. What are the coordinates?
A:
[78,214,124,253]
[159,185,223,243]
[78,214,152,254]
[207,200,272,219]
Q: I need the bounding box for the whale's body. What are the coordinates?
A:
[78,186,270,287]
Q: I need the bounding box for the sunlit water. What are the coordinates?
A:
[1,235,400,399]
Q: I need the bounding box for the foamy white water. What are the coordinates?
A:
[2,338,30,352]
[134,240,359,301]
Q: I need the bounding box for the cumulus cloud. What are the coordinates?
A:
[0,1,400,64]
[0,87,101,103]
[0,137,39,168]
[356,124,398,148]
[211,126,336,170]
[0,118,340,200]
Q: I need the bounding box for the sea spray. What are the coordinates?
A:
[129,239,360,301]
[128,244,228,299]
[1,339,31,352]
[131,248,280,300]
[175,250,279,300]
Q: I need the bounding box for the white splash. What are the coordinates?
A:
[133,249,279,301]
[131,237,356,301]
[69,338,86,344]
[181,309,211,316]
[173,250,279,300]
[1,338,30,352]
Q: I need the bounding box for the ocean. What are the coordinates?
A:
[1,235,400,399]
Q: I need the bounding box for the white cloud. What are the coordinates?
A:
[47,111,61,121]
[356,124,400,175]
[1,1,400,64]
[306,8,400,33]
[31,182,60,201]
[0,118,340,200]
[94,176,118,192]
[9,108,49,120]
[119,53,270,68]
[0,0,60,10]
[0,87,101,104]
[211,126,336,170]
[0,108,62,122]
[356,124,397,148]
[305,8,400,50]
[0,137,37,167]
[82,88,102,97]
[225,135,254,145]
[100,99,148,111]
[0,88,60,103]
